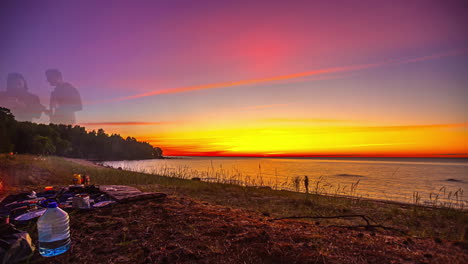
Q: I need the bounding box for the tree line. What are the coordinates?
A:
[0,107,163,160]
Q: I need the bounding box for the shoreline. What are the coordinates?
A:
[93,158,467,211]
[77,157,468,210]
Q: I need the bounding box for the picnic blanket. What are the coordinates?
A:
[99,185,167,202]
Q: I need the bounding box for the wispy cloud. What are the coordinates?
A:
[263,118,347,123]
[112,63,379,102]
[347,123,468,132]
[79,121,173,126]
[396,49,467,64]
[109,49,467,102]
[240,104,289,110]
[338,142,413,148]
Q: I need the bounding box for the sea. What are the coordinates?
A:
[103,157,468,207]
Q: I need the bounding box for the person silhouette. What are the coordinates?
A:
[45,69,82,125]
[0,73,45,122]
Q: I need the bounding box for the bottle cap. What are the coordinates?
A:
[47,202,58,208]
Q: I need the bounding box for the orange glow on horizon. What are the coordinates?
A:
[120,122,468,158]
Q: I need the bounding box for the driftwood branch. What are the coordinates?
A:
[268,215,405,234]
[268,214,373,226]
[329,224,406,234]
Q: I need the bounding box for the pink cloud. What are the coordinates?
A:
[108,49,467,102]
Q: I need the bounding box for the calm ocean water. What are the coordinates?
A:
[104,157,468,207]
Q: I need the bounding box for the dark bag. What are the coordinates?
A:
[0,224,35,264]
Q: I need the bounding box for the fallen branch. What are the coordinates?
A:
[329,224,406,234]
[268,215,406,234]
[268,214,373,226]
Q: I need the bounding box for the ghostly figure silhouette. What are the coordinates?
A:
[45,69,82,125]
[0,73,45,122]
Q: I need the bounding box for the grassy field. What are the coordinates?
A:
[1,154,467,242]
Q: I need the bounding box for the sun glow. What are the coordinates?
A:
[124,122,468,157]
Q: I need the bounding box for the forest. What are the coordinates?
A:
[0,107,163,160]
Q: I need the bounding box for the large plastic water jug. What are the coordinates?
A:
[37,201,71,257]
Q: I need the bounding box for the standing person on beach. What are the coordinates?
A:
[45,69,82,125]
[0,73,45,122]
[304,176,309,194]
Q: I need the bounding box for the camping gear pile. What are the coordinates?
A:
[0,174,167,263]
[0,184,116,225]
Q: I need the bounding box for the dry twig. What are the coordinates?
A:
[268,215,405,234]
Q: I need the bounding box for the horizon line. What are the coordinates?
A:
[161,154,468,159]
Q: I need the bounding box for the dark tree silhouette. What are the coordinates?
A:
[0,107,15,153]
[0,107,163,160]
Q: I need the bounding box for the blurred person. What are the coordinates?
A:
[45,69,82,125]
[0,73,45,122]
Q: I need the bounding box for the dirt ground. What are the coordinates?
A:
[28,195,467,264]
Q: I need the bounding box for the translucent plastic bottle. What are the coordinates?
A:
[37,202,71,257]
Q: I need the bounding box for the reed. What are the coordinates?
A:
[78,158,468,211]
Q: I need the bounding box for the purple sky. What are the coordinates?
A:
[1,0,467,156]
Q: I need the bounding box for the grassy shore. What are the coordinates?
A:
[1,154,466,242]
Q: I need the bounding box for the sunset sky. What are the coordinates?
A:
[1,0,467,157]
